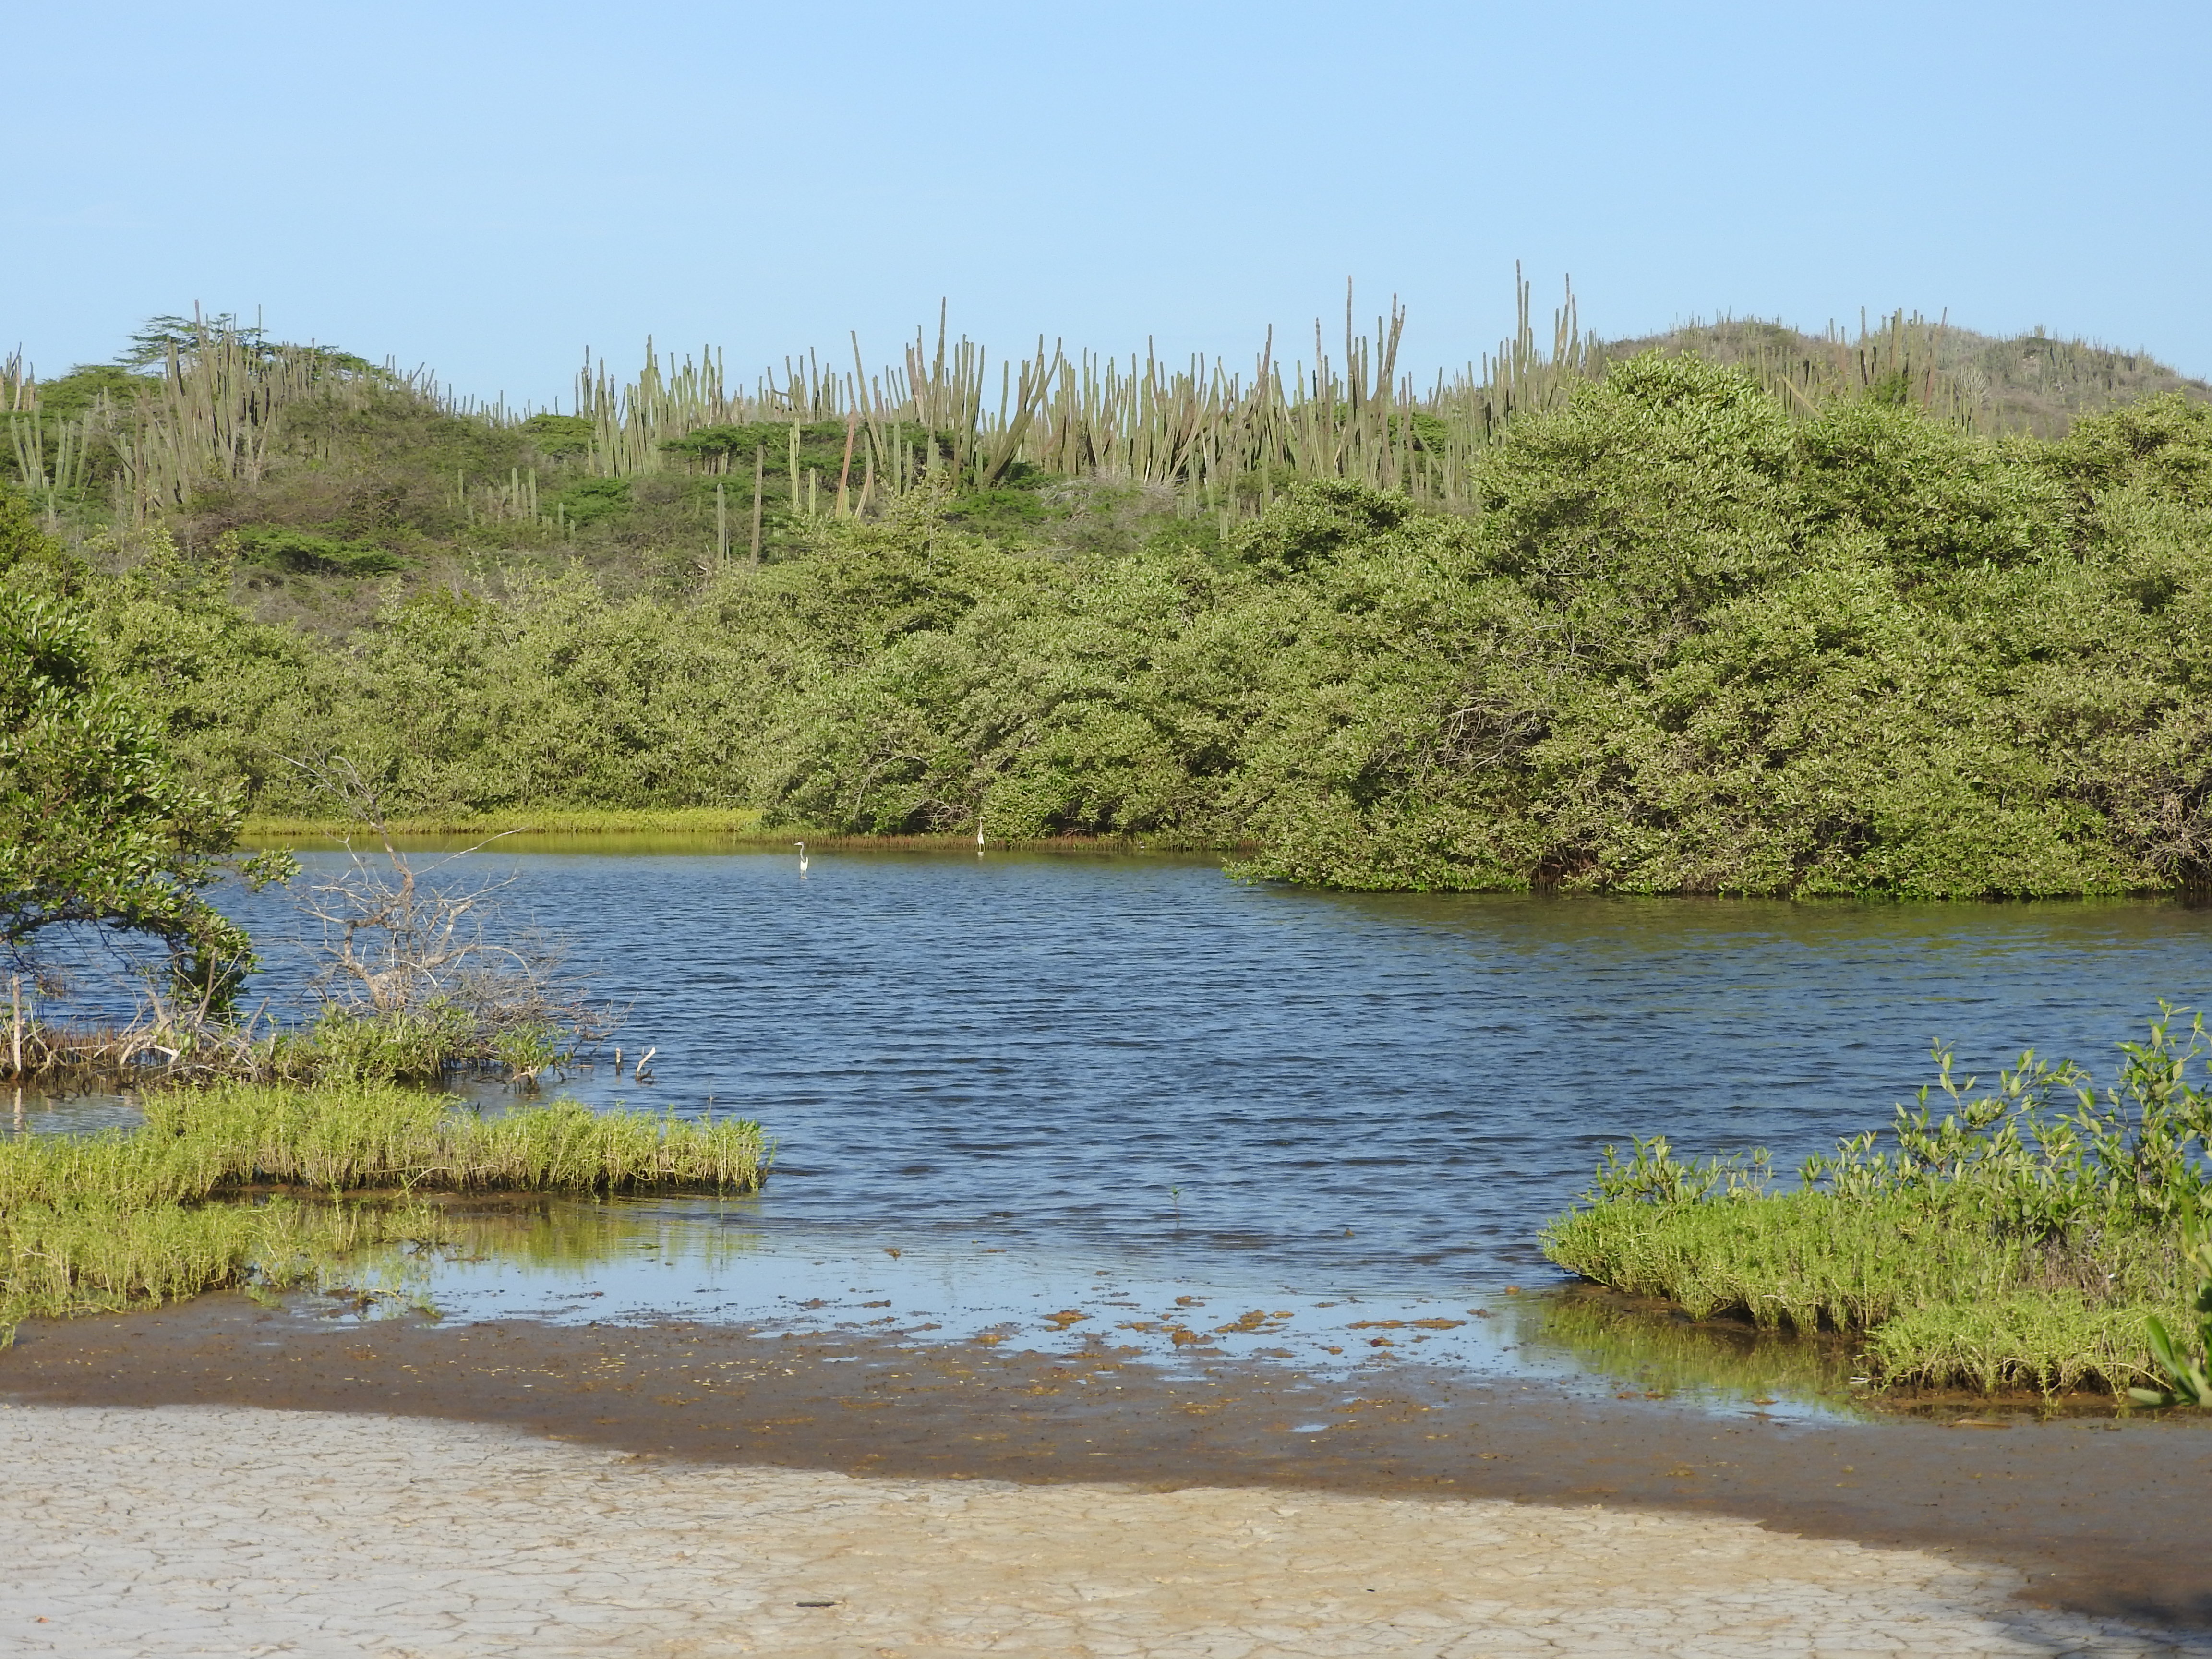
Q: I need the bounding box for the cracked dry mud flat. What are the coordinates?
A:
[2,1403,2206,1658]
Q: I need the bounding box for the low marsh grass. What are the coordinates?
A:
[0,1195,430,1331]
[1541,1009,2212,1397]
[1542,1191,2187,1394]
[0,1080,770,1335]
[133,1080,772,1195]
[241,807,769,838]
[6,1003,582,1095]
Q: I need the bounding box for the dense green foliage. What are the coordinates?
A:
[20,355,2212,896]
[0,491,279,1001]
[1542,1011,2212,1393]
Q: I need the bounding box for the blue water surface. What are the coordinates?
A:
[149,846,2212,1290]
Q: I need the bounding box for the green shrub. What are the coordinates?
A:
[553,475,632,524]
[520,413,594,457]
[36,363,2212,898]
[1542,1010,2212,1394]
[0,496,286,1006]
[227,526,407,577]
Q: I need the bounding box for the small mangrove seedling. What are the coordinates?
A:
[2129,1221,2212,1407]
[494,1022,565,1090]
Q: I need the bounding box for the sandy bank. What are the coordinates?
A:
[3,1401,2205,1658]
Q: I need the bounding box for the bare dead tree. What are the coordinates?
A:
[285,758,622,1071]
[6,762,624,1088]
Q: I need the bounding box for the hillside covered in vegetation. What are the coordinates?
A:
[4,304,2211,897]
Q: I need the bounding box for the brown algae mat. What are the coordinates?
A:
[5,1295,2212,1645]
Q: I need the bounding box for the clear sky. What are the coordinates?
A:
[8,0,2207,407]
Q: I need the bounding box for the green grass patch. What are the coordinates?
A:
[1540,1009,2212,1397]
[242,806,768,838]
[0,1079,770,1333]
[0,1195,423,1333]
[1541,1192,2186,1394]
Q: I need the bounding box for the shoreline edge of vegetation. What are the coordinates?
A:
[0,1079,770,1338]
[1542,1009,2212,1401]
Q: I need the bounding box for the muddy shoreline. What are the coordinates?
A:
[5,1294,2211,1633]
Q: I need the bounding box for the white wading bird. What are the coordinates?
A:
[794,840,808,875]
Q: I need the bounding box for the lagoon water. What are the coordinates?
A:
[23,845,2212,1402]
[217,849,2212,1272]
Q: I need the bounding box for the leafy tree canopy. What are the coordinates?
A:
[16,364,2212,902]
[0,488,283,1007]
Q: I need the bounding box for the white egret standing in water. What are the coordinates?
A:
[976,823,985,855]
[794,840,808,876]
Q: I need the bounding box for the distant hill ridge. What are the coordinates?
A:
[1599,314,2212,438]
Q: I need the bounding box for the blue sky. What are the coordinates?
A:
[8,0,2207,406]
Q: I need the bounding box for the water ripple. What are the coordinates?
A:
[25,846,2212,1294]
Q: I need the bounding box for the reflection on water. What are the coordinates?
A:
[1516,1285,1866,1407]
[24,844,2212,1413]
[4,1084,148,1140]
[316,1195,1866,1419]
